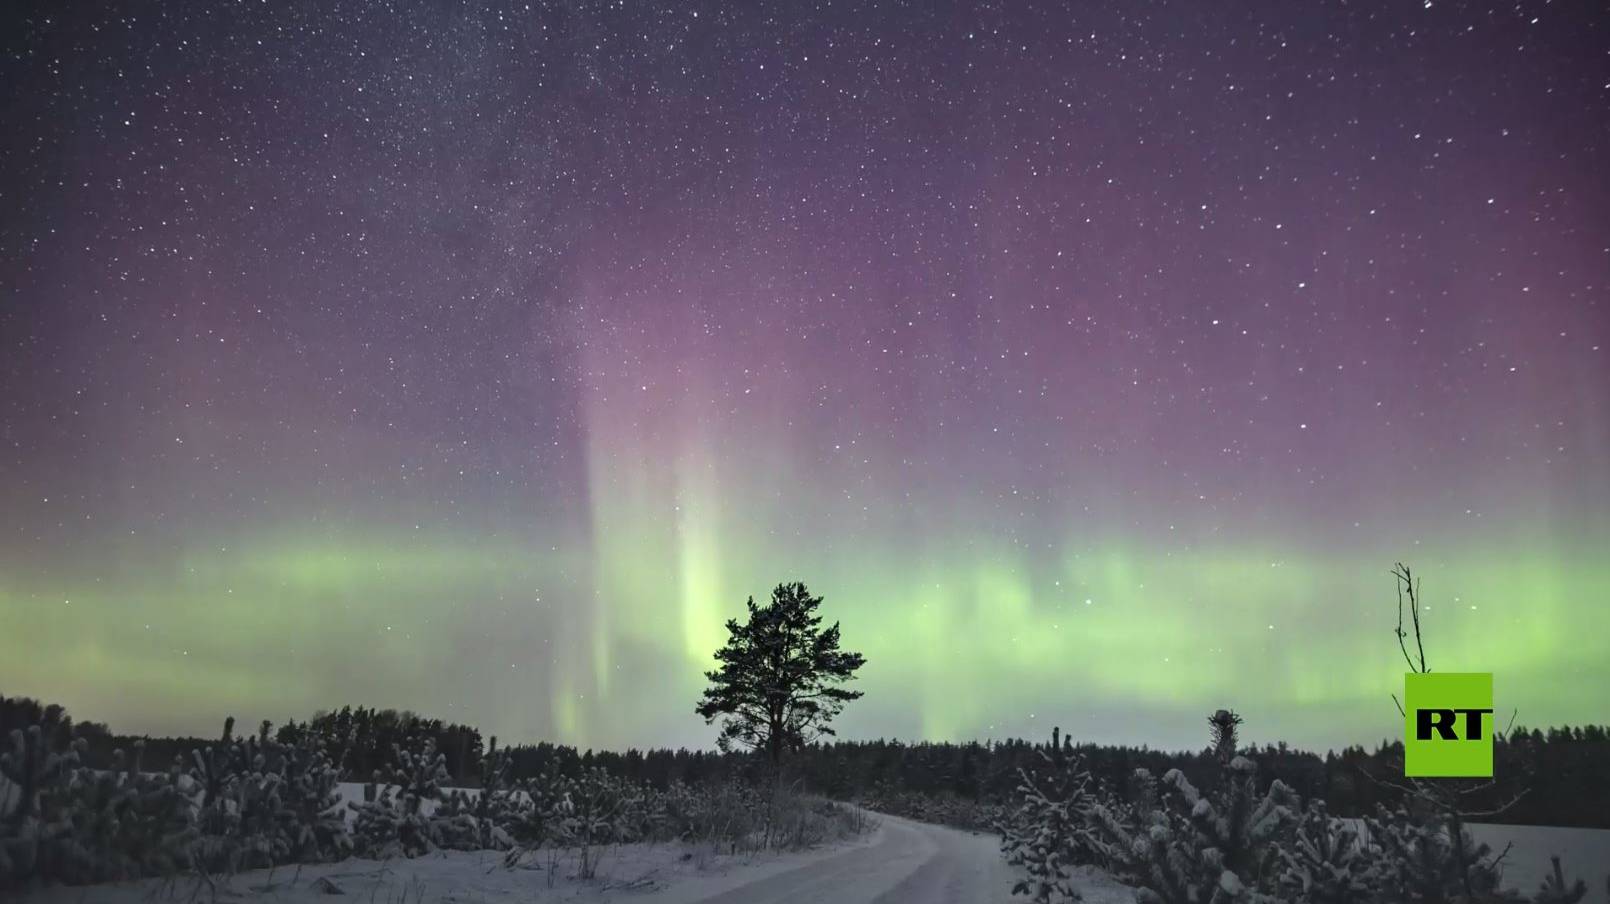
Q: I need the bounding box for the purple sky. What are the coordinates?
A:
[2,1,1607,751]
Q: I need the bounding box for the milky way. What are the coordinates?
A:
[2,1,1607,752]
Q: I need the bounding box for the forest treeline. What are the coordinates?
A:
[4,695,1605,828]
[793,728,1610,829]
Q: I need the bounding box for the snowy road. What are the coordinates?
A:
[680,811,1133,904]
[682,812,1015,904]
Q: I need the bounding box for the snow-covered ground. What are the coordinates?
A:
[11,829,877,904]
[8,810,1609,903]
[1466,822,1610,894]
[8,765,1608,903]
[9,812,1106,904]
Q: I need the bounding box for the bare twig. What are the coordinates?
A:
[1496,707,1518,743]
[1392,563,1429,674]
[1458,789,1529,820]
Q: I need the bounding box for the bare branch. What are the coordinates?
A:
[1495,707,1518,744]
[1458,788,1529,820]
[1392,563,1429,674]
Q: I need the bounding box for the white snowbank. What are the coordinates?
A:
[1468,822,1610,894]
[11,832,878,904]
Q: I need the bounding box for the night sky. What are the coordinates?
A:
[2,1,1608,754]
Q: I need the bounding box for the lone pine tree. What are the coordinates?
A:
[695,582,866,768]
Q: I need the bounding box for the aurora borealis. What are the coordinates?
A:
[2,1,1608,754]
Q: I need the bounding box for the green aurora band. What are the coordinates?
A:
[4,516,1606,752]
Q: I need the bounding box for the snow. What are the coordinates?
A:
[4,809,1089,904]
[12,832,876,904]
[1468,823,1610,894]
[7,767,1608,904]
[6,813,1041,904]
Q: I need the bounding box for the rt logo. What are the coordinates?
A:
[1404,672,1494,778]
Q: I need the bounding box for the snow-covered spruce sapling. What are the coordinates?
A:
[105,745,195,879]
[515,766,563,845]
[5,712,200,888]
[1530,857,1587,904]
[58,750,136,882]
[566,767,633,879]
[349,782,405,859]
[999,730,1102,904]
[656,780,763,852]
[501,763,571,866]
[658,781,702,844]
[1082,768,1157,882]
[185,716,358,871]
[466,736,517,850]
[189,716,287,874]
[433,740,514,855]
[1,718,80,885]
[1274,800,1379,904]
[275,738,351,862]
[349,737,451,858]
[431,790,485,852]
[1078,712,1300,904]
[622,777,667,843]
[58,742,196,883]
[232,759,289,870]
[1152,757,1297,903]
[1210,709,1243,766]
[1365,802,1521,903]
[187,717,245,873]
[189,716,237,811]
[3,719,78,826]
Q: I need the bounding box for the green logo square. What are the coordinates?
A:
[1404,672,1493,777]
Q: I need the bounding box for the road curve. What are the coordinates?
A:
[687,811,1020,904]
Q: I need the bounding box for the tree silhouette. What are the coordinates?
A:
[695,582,866,768]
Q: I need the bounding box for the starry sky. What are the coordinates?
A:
[2,1,1608,754]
